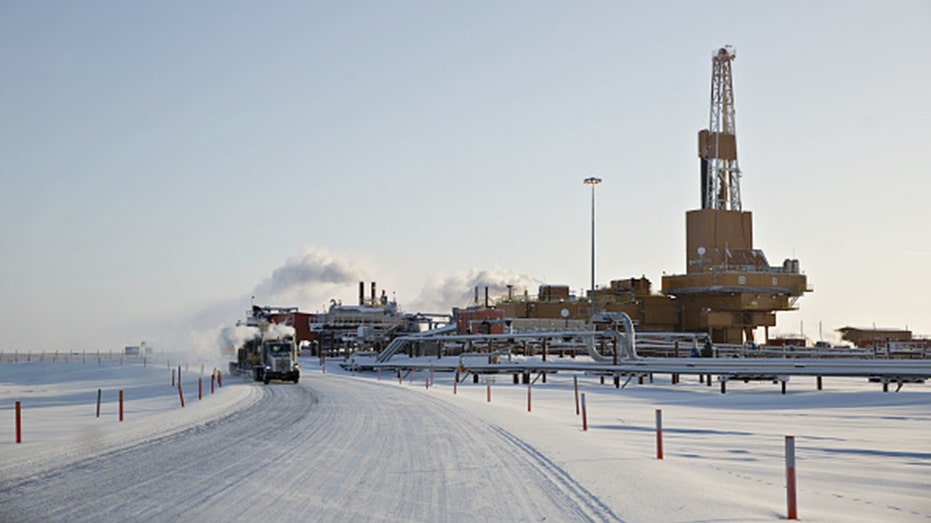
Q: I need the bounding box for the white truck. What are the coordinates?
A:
[230,336,301,384]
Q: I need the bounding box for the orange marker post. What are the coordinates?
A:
[786,436,798,520]
[655,409,664,460]
[15,401,22,443]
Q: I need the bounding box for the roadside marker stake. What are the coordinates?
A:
[786,436,798,520]
[118,390,124,422]
[96,389,102,418]
[178,383,185,408]
[15,401,22,443]
[655,409,664,460]
[527,382,532,413]
[574,376,580,415]
[581,393,588,431]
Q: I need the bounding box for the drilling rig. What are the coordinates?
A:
[662,46,810,344]
[700,45,741,211]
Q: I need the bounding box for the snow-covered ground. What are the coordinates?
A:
[1,354,928,522]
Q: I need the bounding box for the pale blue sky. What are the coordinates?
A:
[2,1,929,350]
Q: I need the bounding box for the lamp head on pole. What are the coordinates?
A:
[583,176,602,187]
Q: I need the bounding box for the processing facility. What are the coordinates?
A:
[498,46,810,345]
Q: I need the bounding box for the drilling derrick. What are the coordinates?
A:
[700,45,741,211]
[662,46,810,345]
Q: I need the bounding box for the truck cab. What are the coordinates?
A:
[254,339,300,384]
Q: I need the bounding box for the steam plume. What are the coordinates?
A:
[251,246,364,305]
[409,267,540,312]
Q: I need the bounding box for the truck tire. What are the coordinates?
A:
[292,374,300,384]
[263,372,270,385]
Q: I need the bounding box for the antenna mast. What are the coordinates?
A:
[699,45,741,211]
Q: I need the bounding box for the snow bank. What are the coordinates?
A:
[0,358,256,479]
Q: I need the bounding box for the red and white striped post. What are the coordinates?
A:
[15,401,22,443]
[118,390,124,422]
[785,435,798,520]
[574,376,580,415]
[580,393,588,431]
[655,409,664,460]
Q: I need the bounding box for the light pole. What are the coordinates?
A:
[583,176,602,320]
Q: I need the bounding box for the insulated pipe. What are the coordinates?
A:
[586,312,638,361]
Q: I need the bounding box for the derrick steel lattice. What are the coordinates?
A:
[701,45,742,211]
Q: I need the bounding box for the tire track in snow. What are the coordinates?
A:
[489,425,624,523]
